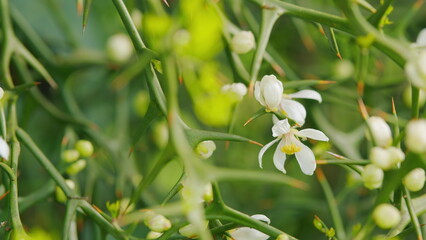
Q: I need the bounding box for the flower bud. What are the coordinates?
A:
[133,91,150,117]
[0,137,10,161]
[66,159,87,175]
[221,83,248,101]
[195,141,216,159]
[276,234,289,240]
[370,147,393,170]
[62,149,80,163]
[373,204,401,229]
[403,86,426,108]
[362,164,384,189]
[106,33,133,63]
[231,31,255,54]
[254,75,283,112]
[179,221,209,238]
[403,168,425,192]
[75,140,94,157]
[332,59,355,80]
[203,183,213,203]
[55,179,75,203]
[0,87,4,100]
[366,117,392,147]
[153,121,169,149]
[405,50,426,89]
[405,119,426,153]
[387,147,405,165]
[146,214,172,232]
[146,231,162,239]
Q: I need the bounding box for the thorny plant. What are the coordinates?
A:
[0,0,425,239]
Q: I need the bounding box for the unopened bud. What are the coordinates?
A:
[179,221,209,238]
[66,159,87,175]
[370,147,393,170]
[146,231,162,239]
[146,214,172,232]
[0,137,10,161]
[195,141,216,159]
[203,183,213,203]
[405,50,426,89]
[405,119,426,153]
[231,31,255,54]
[373,204,401,229]
[106,33,133,63]
[366,117,392,147]
[403,168,425,192]
[222,83,248,101]
[276,233,289,240]
[62,149,80,163]
[362,164,384,189]
[75,140,94,157]
[55,179,75,203]
[387,147,405,165]
[254,75,283,112]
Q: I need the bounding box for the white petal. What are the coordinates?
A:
[0,137,10,160]
[295,142,316,175]
[289,89,322,103]
[258,138,280,168]
[251,214,271,224]
[254,81,265,106]
[272,119,291,137]
[272,115,279,125]
[230,227,269,240]
[280,99,306,126]
[297,129,329,141]
[273,140,287,173]
[263,83,282,110]
[416,28,426,46]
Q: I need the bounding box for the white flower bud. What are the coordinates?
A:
[387,147,405,165]
[179,221,209,238]
[373,204,401,229]
[146,214,172,232]
[106,33,133,63]
[405,50,426,89]
[254,75,283,112]
[403,86,426,108]
[231,31,255,54]
[362,164,384,189]
[370,147,393,170]
[0,87,4,100]
[276,234,289,240]
[333,59,355,80]
[203,183,213,203]
[55,179,75,203]
[221,83,248,100]
[403,168,425,192]
[0,137,10,161]
[62,149,80,163]
[366,117,392,147]
[405,119,426,153]
[195,141,216,159]
[146,231,162,239]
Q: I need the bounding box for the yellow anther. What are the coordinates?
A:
[281,144,301,154]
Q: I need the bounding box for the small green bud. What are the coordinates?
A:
[362,164,384,189]
[146,214,172,232]
[373,204,401,229]
[55,179,75,203]
[313,218,326,233]
[66,159,87,175]
[326,228,336,238]
[403,168,425,192]
[62,149,80,163]
[75,140,94,157]
[133,91,150,117]
[153,121,169,148]
[276,234,289,240]
[146,231,162,239]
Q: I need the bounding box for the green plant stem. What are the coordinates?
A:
[316,169,346,240]
[63,200,79,240]
[0,0,14,88]
[403,187,423,240]
[317,159,369,165]
[411,86,420,119]
[0,162,15,180]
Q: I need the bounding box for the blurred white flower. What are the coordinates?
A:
[0,137,10,160]
[146,231,162,239]
[366,116,392,147]
[254,75,283,112]
[228,215,270,240]
[179,221,209,238]
[146,214,172,232]
[106,33,133,63]
[411,28,426,50]
[280,89,322,126]
[403,168,425,192]
[195,140,216,159]
[373,204,401,229]
[405,119,426,153]
[0,87,4,100]
[405,50,426,89]
[258,119,328,175]
[362,164,384,189]
[231,30,255,54]
[370,147,404,170]
[222,83,247,100]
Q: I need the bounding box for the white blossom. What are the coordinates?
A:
[231,31,255,54]
[405,119,426,153]
[366,116,392,147]
[228,215,270,240]
[254,75,283,112]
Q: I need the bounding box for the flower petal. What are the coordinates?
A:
[289,90,322,103]
[272,115,279,125]
[280,99,306,126]
[273,140,287,173]
[272,119,291,137]
[258,138,280,168]
[251,214,271,224]
[254,81,265,106]
[295,142,316,175]
[230,227,269,240]
[297,129,329,141]
[416,28,426,46]
[0,137,10,160]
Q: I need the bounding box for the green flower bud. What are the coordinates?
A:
[146,231,162,239]
[75,140,94,157]
[403,168,425,192]
[133,91,150,117]
[276,234,289,240]
[146,214,171,232]
[66,159,87,175]
[153,121,169,149]
[362,164,384,189]
[405,119,426,154]
[402,86,426,108]
[55,179,75,203]
[373,204,401,229]
[387,147,405,165]
[62,149,80,163]
[195,140,216,159]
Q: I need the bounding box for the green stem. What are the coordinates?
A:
[317,159,369,165]
[411,86,420,119]
[0,161,15,180]
[403,187,423,240]
[0,0,15,88]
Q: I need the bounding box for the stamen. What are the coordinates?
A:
[281,144,301,154]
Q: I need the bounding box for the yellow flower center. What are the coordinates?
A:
[281,143,301,155]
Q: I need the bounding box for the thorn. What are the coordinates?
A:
[358,98,369,120]
[315,167,326,181]
[318,80,336,85]
[302,37,316,52]
[336,52,342,60]
[391,97,397,115]
[225,141,230,150]
[77,1,83,15]
[162,0,170,7]
[0,191,10,201]
[327,151,347,160]
[290,179,309,190]
[357,81,364,96]
[261,5,276,10]
[61,136,69,146]
[318,25,325,35]
[82,25,86,34]
[243,117,255,126]
[248,140,263,147]
[34,81,41,86]
[178,76,183,85]
[92,204,103,213]
[248,82,254,97]
[272,64,286,77]
[128,147,134,158]
[316,160,327,165]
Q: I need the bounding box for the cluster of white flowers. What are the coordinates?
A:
[254,75,327,175]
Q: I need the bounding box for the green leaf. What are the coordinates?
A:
[185,129,261,147]
[321,25,342,59]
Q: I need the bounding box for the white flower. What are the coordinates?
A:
[280,89,322,126]
[231,31,255,54]
[369,147,404,170]
[0,137,10,160]
[373,204,401,229]
[0,87,4,100]
[179,221,209,238]
[254,75,283,112]
[362,164,384,189]
[405,50,426,89]
[146,214,172,232]
[146,231,162,239]
[106,33,133,63]
[411,28,426,50]
[222,83,247,100]
[403,168,425,192]
[258,119,329,175]
[195,140,216,159]
[405,119,426,153]
[366,116,392,147]
[228,215,270,240]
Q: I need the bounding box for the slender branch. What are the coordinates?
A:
[403,187,423,240]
